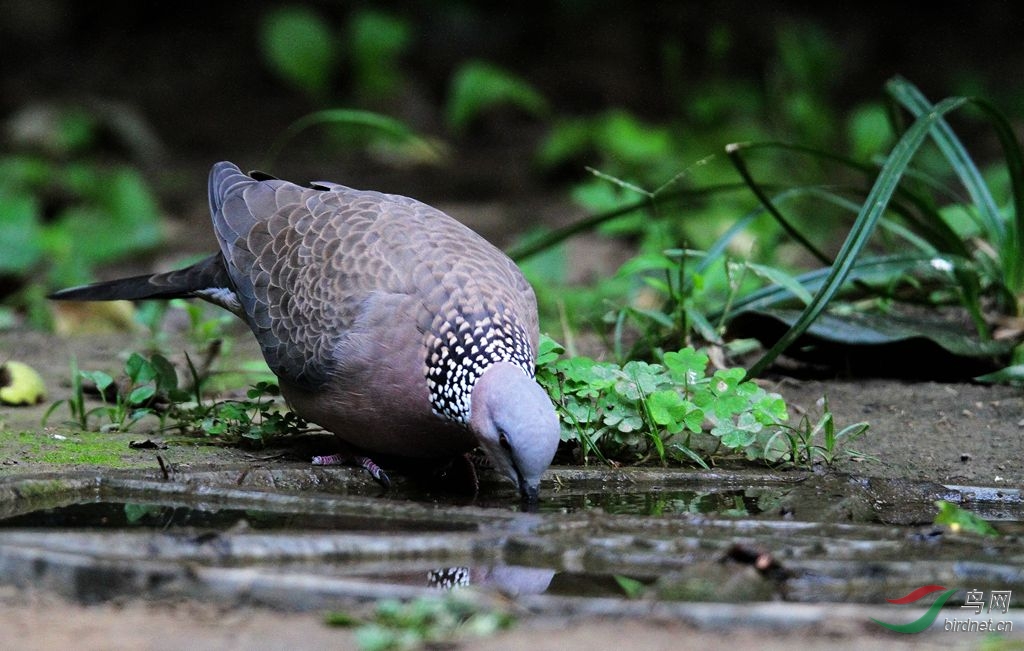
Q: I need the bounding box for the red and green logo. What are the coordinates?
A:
[871,585,960,633]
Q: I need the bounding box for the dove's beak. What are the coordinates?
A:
[519,478,540,506]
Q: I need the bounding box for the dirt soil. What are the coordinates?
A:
[0,591,992,651]
[765,376,1024,486]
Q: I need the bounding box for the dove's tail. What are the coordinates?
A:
[48,254,234,306]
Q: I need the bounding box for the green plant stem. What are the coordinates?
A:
[507,183,765,261]
[725,144,833,266]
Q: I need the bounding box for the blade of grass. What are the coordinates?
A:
[742,95,970,379]
[668,186,852,299]
[760,184,986,332]
[886,77,1004,241]
[672,210,757,297]
[713,253,960,318]
[733,141,972,256]
[724,153,978,329]
[973,96,1024,296]
[888,77,1024,299]
[264,109,441,166]
[888,79,1012,311]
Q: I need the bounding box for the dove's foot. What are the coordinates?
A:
[312,453,391,488]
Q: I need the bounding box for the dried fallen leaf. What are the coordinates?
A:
[0,360,46,405]
[129,439,168,450]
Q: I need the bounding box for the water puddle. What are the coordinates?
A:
[0,468,1021,614]
[538,486,777,517]
[0,500,475,533]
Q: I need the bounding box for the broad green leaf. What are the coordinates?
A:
[744,261,813,305]
[976,364,1024,384]
[535,345,563,368]
[260,6,337,97]
[128,385,155,405]
[447,60,549,132]
[616,361,665,399]
[149,354,179,393]
[847,102,894,160]
[349,10,410,100]
[646,390,686,433]
[125,353,156,384]
[596,111,673,164]
[80,370,113,392]
[0,187,42,274]
[536,118,593,170]
[663,348,709,385]
[934,500,999,537]
[736,308,1011,358]
[715,424,757,449]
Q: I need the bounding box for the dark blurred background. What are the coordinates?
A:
[4,1,1021,185]
[2,0,1023,325]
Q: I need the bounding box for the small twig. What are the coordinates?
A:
[156,454,170,481]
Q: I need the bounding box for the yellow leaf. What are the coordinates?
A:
[0,360,47,405]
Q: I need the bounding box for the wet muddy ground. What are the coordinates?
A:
[1,328,1023,649]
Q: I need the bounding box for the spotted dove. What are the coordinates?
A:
[50,161,560,502]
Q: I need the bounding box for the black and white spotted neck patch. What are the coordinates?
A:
[424,310,534,424]
[428,566,471,590]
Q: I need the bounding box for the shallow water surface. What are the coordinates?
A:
[0,468,1021,614]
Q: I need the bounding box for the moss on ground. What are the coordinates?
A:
[3,429,154,468]
[0,427,222,472]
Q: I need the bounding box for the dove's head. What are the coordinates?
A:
[468,362,560,504]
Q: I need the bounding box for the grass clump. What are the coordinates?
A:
[536,335,865,468]
[174,381,310,446]
[326,596,513,651]
[43,353,176,433]
[44,347,309,447]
